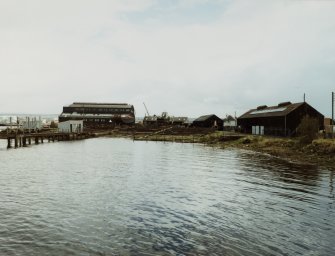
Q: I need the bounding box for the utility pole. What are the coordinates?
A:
[304,93,306,102]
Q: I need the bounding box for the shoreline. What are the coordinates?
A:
[104,130,335,169]
[229,136,335,169]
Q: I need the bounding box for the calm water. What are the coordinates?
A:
[0,138,334,255]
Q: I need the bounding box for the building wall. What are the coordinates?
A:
[324,118,332,126]
[58,120,84,133]
[63,106,134,115]
[223,120,237,127]
[238,116,286,135]
[59,115,134,124]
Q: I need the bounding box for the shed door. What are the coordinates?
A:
[252,126,264,135]
[252,126,256,135]
[260,126,264,135]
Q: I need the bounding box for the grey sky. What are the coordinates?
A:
[1,0,335,117]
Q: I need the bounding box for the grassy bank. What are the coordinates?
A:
[133,131,244,144]
[223,135,335,168]
[129,130,335,168]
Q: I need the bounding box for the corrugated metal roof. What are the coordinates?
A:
[193,114,221,122]
[238,102,305,119]
[68,102,133,108]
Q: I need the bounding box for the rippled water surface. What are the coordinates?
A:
[0,138,334,255]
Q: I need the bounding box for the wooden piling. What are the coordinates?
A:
[3,131,88,149]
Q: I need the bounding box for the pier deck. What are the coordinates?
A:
[0,132,90,148]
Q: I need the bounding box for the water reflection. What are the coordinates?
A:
[330,171,334,194]
[330,171,335,214]
[0,138,334,255]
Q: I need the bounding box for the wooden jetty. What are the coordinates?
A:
[0,132,90,149]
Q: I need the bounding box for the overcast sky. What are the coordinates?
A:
[1,0,335,117]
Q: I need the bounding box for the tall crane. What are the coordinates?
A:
[143,102,150,117]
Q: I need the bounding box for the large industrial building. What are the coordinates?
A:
[59,102,135,126]
[237,101,324,136]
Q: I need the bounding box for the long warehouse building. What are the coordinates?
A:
[59,102,135,126]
